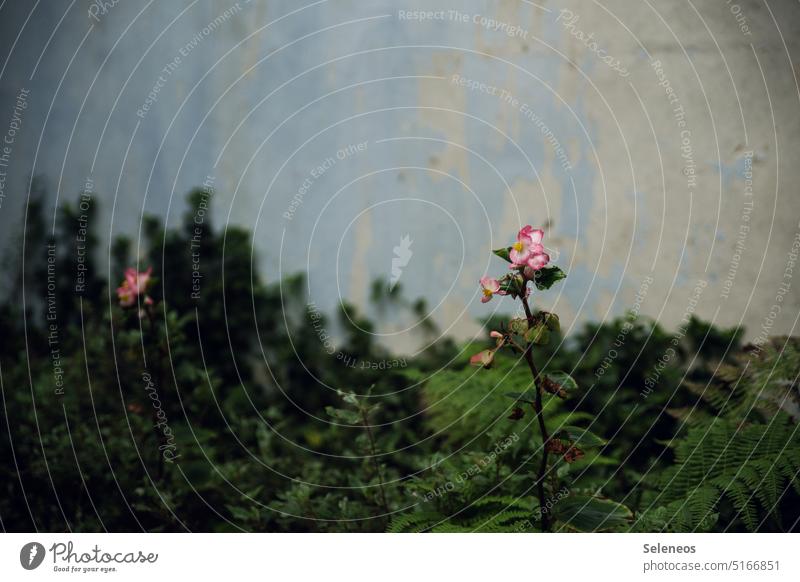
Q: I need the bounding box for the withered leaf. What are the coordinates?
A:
[508,407,525,421]
[563,445,585,463]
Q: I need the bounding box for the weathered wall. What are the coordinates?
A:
[1,0,798,348]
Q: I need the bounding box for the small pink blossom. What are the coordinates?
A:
[509,226,542,266]
[480,276,501,303]
[510,226,550,272]
[489,331,503,339]
[526,252,550,271]
[519,225,544,247]
[470,349,495,368]
[117,267,154,308]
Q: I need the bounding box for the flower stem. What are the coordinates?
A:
[361,407,389,516]
[520,293,552,532]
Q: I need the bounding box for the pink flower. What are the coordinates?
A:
[480,276,501,303]
[526,252,550,271]
[510,226,550,272]
[509,226,540,264]
[470,349,495,368]
[471,331,507,368]
[520,225,544,247]
[117,267,154,308]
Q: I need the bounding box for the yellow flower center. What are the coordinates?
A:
[483,288,493,297]
[513,241,524,252]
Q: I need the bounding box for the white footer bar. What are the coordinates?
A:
[1,533,797,580]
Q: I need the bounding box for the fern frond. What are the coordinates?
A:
[387,510,446,533]
[652,414,799,531]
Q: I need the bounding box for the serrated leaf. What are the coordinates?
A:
[533,266,566,290]
[557,495,633,532]
[555,425,607,447]
[493,247,512,262]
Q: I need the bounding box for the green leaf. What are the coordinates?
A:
[498,274,524,297]
[541,312,560,332]
[343,393,360,406]
[557,495,633,532]
[505,390,536,404]
[533,266,566,290]
[228,506,255,521]
[325,406,361,424]
[493,247,512,262]
[555,425,607,447]
[525,323,550,345]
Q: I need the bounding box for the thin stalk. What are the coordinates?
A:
[361,408,389,515]
[520,292,552,532]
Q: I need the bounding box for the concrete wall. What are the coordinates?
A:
[1,0,798,349]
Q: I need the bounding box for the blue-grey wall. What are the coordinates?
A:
[1,0,798,349]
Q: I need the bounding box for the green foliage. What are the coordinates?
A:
[388,495,536,533]
[629,336,800,532]
[542,371,577,398]
[637,415,800,532]
[525,322,551,345]
[532,266,566,290]
[0,186,797,533]
[419,350,591,447]
[557,495,633,531]
[553,426,606,448]
[676,337,800,425]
